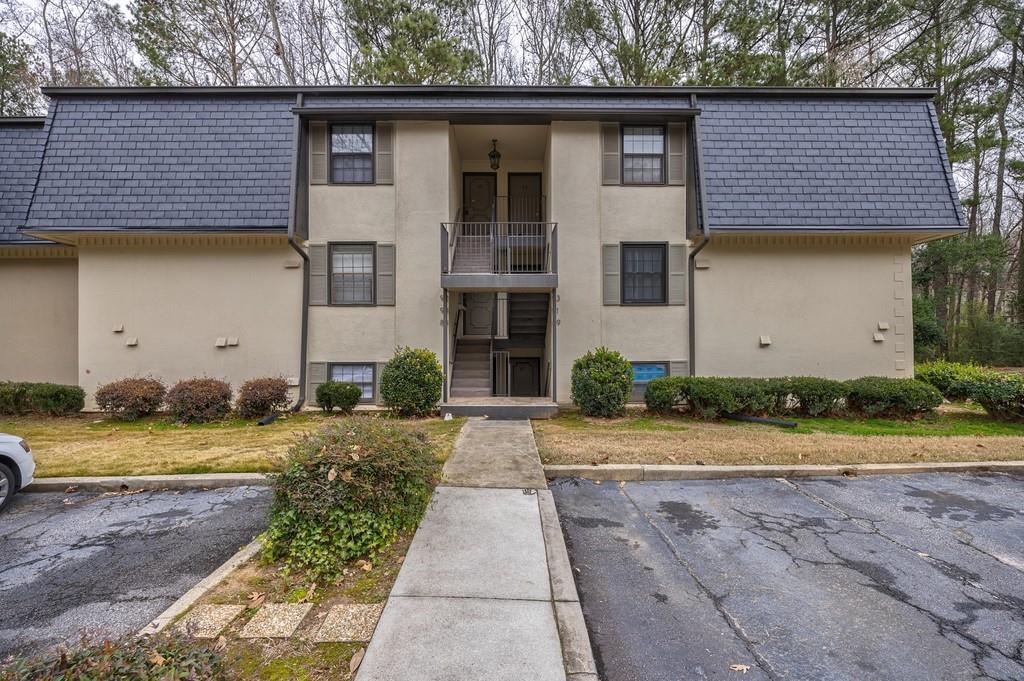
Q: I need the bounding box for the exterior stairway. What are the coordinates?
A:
[449,338,492,397]
[508,293,549,336]
[451,235,493,273]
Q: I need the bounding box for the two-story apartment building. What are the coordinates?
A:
[0,87,965,417]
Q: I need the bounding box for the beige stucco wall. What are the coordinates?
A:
[306,121,448,379]
[694,235,913,379]
[0,255,79,384]
[549,121,689,402]
[76,242,302,407]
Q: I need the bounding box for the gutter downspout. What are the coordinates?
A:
[688,94,712,376]
[287,93,309,411]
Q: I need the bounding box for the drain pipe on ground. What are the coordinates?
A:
[688,94,712,376]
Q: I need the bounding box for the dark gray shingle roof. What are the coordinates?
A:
[26,95,295,231]
[696,96,965,230]
[0,120,46,243]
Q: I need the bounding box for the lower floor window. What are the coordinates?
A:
[330,363,375,401]
[631,362,668,401]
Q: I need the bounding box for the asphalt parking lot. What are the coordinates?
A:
[552,472,1024,681]
[0,486,271,657]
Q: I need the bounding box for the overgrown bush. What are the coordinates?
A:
[0,633,223,681]
[262,419,439,578]
[94,377,166,421]
[845,377,942,418]
[682,377,738,419]
[0,382,84,417]
[166,378,232,423]
[644,376,686,413]
[964,373,1024,422]
[0,382,31,415]
[915,360,995,401]
[380,347,443,417]
[571,348,633,417]
[237,377,290,419]
[787,377,848,416]
[315,381,363,413]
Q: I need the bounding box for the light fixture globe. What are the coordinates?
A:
[488,139,501,170]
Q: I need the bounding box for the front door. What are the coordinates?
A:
[511,358,540,397]
[463,173,497,222]
[463,293,493,336]
[508,173,543,222]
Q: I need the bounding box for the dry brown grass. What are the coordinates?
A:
[533,413,1024,466]
[1,413,466,478]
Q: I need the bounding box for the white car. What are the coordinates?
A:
[0,433,35,512]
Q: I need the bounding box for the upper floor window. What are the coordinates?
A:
[622,125,665,185]
[622,243,666,304]
[330,243,375,305]
[331,124,374,184]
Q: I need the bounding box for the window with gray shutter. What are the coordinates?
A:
[331,124,374,184]
[376,244,395,305]
[309,243,329,306]
[601,123,621,185]
[668,244,686,305]
[602,243,620,305]
[621,243,666,304]
[667,123,685,185]
[622,126,666,185]
[309,122,328,185]
[375,122,394,184]
[330,243,375,305]
[330,363,376,402]
[308,361,328,404]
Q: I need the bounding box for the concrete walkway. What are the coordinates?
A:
[356,419,593,681]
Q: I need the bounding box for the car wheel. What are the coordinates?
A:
[0,463,14,512]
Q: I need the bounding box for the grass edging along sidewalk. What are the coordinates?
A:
[25,472,271,493]
[543,460,1024,482]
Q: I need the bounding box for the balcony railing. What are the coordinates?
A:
[441,222,557,275]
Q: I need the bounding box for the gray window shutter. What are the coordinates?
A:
[602,243,620,305]
[375,362,386,405]
[668,244,686,305]
[669,360,688,376]
[310,121,328,185]
[375,122,394,185]
[309,243,329,305]
[309,362,328,405]
[667,123,685,186]
[376,243,396,305]
[601,123,620,185]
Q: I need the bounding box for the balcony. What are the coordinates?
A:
[441,221,558,290]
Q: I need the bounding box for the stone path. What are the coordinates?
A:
[355,418,594,681]
[176,600,383,643]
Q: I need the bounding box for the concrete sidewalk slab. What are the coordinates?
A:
[312,603,384,642]
[442,419,547,489]
[239,603,312,639]
[391,486,551,601]
[354,596,565,681]
[175,604,244,639]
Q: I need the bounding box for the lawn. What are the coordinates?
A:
[533,407,1024,466]
[1,412,466,478]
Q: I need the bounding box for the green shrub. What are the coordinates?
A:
[0,382,31,415]
[262,419,439,578]
[316,381,363,413]
[94,377,166,421]
[166,378,232,423]
[571,348,633,417]
[845,377,942,418]
[0,633,223,680]
[25,383,84,416]
[721,378,778,416]
[237,377,291,419]
[965,373,1024,422]
[380,347,443,417]
[915,360,995,401]
[787,377,848,416]
[680,377,738,419]
[644,376,686,413]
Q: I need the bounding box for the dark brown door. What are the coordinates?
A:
[463,173,497,222]
[508,173,543,222]
[510,358,540,397]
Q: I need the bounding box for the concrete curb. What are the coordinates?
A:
[537,489,599,681]
[544,460,1024,482]
[138,539,263,636]
[26,472,272,493]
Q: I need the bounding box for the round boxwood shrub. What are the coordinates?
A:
[571,347,633,417]
[786,377,848,417]
[967,373,1024,422]
[645,376,686,413]
[845,377,942,418]
[915,360,994,401]
[681,377,737,420]
[316,380,363,413]
[721,378,778,416]
[166,378,232,423]
[262,418,439,578]
[95,377,166,421]
[237,377,291,419]
[380,347,444,417]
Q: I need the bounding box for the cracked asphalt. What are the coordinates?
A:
[551,472,1024,681]
[0,486,271,657]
